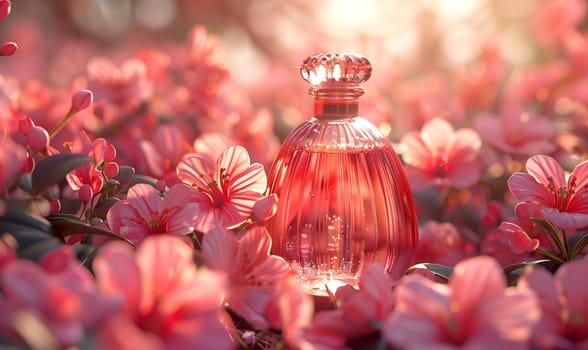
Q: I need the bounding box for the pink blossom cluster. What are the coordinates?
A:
[0,0,588,348]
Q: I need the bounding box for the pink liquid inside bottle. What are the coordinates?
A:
[266,53,418,296]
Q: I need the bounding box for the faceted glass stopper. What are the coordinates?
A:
[300,53,372,86]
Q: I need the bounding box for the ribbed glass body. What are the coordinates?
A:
[266,52,418,296]
[266,109,418,296]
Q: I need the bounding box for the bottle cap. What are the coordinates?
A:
[300,52,371,86]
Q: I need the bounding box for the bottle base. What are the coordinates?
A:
[292,263,359,296]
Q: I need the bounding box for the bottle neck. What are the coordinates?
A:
[313,99,358,119]
[310,83,363,120]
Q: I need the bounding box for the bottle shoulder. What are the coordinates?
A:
[283,116,390,152]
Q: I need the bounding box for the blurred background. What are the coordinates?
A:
[0,0,557,110]
[2,0,586,161]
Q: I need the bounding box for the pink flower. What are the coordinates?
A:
[270,263,397,349]
[474,108,556,155]
[38,246,119,328]
[532,0,586,47]
[93,235,235,349]
[518,255,588,349]
[0,42,17,56]
[0,247,115,347]
[177,145,267,232]
[497,221,541,254]
[454,41,504,111]
[232,108,282,169]
[192,132,232,166]
[508,154,588,230]
[70,89,93,112]
[202,225,289,329]
[383,256,540,349]
[0,0,11,21]
[0,260,84,347]
[481,228,535,267]
[87,57,153,107]
[185,25,229,98]
[0,237,16,270]
[106,183,199,245]
[65,131,119,200]
[265,273,315,350]
[399,117,482,190]
[414,221,476,267]
[251,194,278,223]
[0,135,26,195]
[140,125,192,185]
[333,264,396,336]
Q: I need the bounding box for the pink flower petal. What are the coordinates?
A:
[542,208,588,229]
[135,236,198,313]
[217,145,252,181]
[399,132,432,169]
[202,226,238,272]
[394,274,451,317]
[126,184,163,223]
[276,273,314,348]
[554,255,588,322]
[474,113,504,145]
[383,311,447,350]
[518,268,562,331]
[229,163,267,195]
[235,226,273,272]
[447,159,482,188]
[421,118,454,156]
[193,133,232,161]
[474,291,539,349]
[570,158,588,191]
[449,256,505,316]
[508,172,553,204]
[447,128,482,162]
[176,154,216,188]
[498,221,540,254]
[526,155,566,189]
[93,242,141,316]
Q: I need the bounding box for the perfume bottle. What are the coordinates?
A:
[266,53,418,296]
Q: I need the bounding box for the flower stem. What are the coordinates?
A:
[49,108,75,139]
[535,247,566,265]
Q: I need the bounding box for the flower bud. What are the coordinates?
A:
[0,1,11,21]
[26,125,50,151]
[21,154,35,173]
[71,89,93,111]
[104,162,119,178]
[49,199,61,215]
[18,117,34,134]
[251,194,278,222]
[0,42,17,56]
[156,179,167,192]
[104,144,116,162]
[79,184,93,203]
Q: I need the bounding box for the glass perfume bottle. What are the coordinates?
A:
[265,53,418,296]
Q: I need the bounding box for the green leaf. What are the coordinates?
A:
[405,263,453,282]
[72,244,100,270]
[530,217,568,260]
[92,197,120,220]
[128,174,160,191]
[112,165,135,192]
[31,153,93,195]
[47,214,134,247]
[503,259,557,285]
[0,211,63,260]
[0,211,52,234]
[571,232,588,259]
[14,231,64,260]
